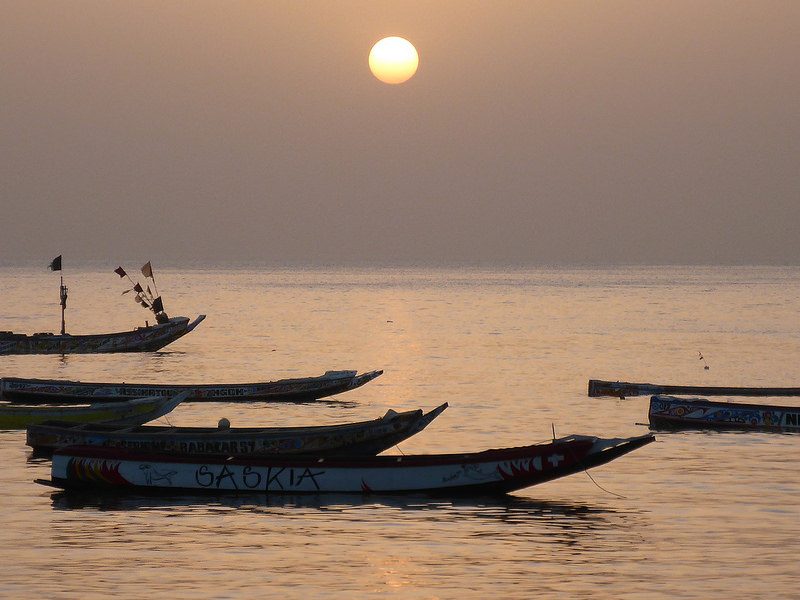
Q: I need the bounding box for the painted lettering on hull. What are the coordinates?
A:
[195,464,325,491]
[784,412,800,427]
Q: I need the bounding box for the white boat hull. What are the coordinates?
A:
[43,434,654,495]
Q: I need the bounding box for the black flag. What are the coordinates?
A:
[133,283,144,294]
[114,266,127,278]
[152,296,164,314]
[49,255,62,271]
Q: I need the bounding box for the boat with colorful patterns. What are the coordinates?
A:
[0,393,185,430]
[2,369,382,404]
[37,433,654,495]
[26,403,448,457]
[2,260,205,355]
[648,395,800,432]
[0,316,206,355]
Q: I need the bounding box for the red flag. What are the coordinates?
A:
[141,261,153,279]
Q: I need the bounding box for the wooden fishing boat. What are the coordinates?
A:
[36,433,655,495]
[0,315,206,355]
[26,403,448,456]
[0,392,186,430]
[648,395,800,432]
[1,369,382,404]
[588,379,800,399]
[2,259,204,355]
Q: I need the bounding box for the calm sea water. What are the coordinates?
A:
[1,265,799,599]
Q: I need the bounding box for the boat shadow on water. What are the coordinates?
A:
[648,426,800,436]
[46,488,639,526]
[45,490,653,547]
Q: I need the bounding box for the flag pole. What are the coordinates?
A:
[141,262,161,318]
[59,275,68,335]
[150,270,159,298]
[130,276,155,303]
[115,265,155,307]
[50,255,66,334]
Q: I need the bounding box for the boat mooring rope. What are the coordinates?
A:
[581,467,626,499]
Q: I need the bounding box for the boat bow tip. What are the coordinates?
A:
[432,402,449,415]
[593,432,656,453]
[187,315,206,332]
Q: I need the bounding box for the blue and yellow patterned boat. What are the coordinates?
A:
[648,395,800,432]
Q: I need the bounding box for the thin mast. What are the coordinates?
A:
[59,274,68,335]
[49,255,66,334]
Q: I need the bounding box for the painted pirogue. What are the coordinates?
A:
[1,370,382,404]
[588,379,800,399]
[0,259,204,355]
[26,403,448,457]
[0,393,186,430]
[0,316,206,355]
[37,433,655,495]
[648,395,800,432]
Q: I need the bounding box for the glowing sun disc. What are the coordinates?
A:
[369,37,419,84]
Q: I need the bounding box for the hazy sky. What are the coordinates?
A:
[2,1,798,265]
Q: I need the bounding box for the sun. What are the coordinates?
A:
[369,37,419,84]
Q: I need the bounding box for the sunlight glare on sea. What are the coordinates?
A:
[1,265,799,599]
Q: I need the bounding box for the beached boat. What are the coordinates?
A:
[1,369,382,404]
[0,393,186,430]
[648,395,800,432]
[26,403,448,456]
[37,433,654,495]
[588,379,800,399]
[0,315,206,355]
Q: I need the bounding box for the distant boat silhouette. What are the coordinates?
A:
[0,259,205,355]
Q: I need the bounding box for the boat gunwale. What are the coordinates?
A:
[1,394,173,415]
[649,395,800,413]
[50,434,654,469]
[3,369,380,392]
[589,379,800,398]
[27,404,439,439]
[0,317,192,343]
